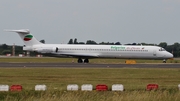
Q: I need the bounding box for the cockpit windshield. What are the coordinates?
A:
[159,48,166,51]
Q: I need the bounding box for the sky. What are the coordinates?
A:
[0,0,180,45]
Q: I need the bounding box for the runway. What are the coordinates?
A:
[0,63,180,68]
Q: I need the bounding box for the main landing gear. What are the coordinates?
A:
[77,58,89,63]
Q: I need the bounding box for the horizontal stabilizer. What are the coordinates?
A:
[4,29,30,34]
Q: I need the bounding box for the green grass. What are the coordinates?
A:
[0,68,180,101]
[1,90,180,101]
[0,57,178,63]
[0,57,179,101]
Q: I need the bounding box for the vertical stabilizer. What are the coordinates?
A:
[5,29,43,46]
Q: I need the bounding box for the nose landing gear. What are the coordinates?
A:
[163,59,166,63]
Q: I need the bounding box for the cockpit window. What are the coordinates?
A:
[159,48,166,51]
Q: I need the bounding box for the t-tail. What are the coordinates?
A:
[5,29,43,46]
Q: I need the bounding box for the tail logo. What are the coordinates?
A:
[24,35,33,41]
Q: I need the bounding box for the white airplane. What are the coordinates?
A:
[5,29,173,63]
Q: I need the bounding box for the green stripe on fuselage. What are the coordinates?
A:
[111,46,125,50]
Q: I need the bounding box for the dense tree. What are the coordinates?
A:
[158,42,167,48]
[40,40,45,44]
[107,42,114,45]
[173,43,180,51]
[78,42,85,44]
[99,42,105,45]
[139,43,157,46]
[125,43,132,45]
[1,44,8,49]
[99,42,114,45]
[86,40,97,44]
[15,46,23,54]
[132,43,137,45]
[171,43,180,57]
[115,42,121,45]
[1,50,11,55]
[74,38,78,44]
[165,45,173,53]
[68,39,73,44]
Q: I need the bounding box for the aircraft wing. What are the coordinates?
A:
[60,53,99,58]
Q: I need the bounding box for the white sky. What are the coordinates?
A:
[1,0,180,45]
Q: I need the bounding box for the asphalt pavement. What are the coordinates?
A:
[0,63,179,68]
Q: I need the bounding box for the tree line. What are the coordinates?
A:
[0,39,179,57]
[68,38,121,45]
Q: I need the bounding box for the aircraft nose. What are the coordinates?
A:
[167,52,173,58]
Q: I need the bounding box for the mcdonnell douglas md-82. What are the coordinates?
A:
[5,29,173,63]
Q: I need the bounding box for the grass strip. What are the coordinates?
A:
[0,68,179,101]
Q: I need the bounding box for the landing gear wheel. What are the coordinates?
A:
[78,58,83,63]
[84,58,89,63]
[163,59,166,63]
